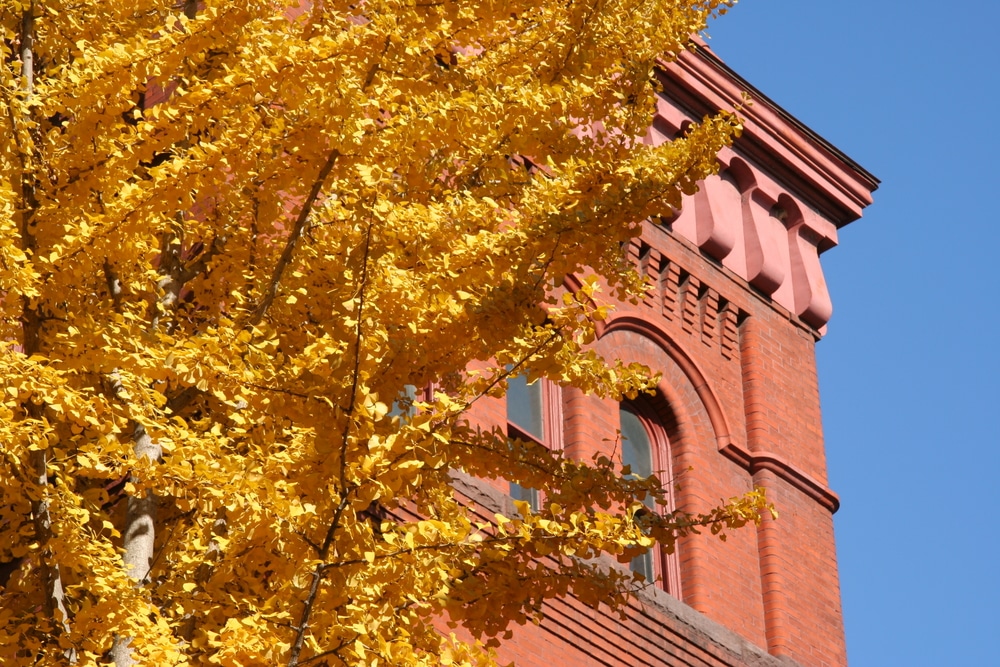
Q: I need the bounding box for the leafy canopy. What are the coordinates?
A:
[0,0,768,665]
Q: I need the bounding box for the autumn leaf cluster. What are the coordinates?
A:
[0,0,768,665]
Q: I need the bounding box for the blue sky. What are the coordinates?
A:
[704,2,1000,665]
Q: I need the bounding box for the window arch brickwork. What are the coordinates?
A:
[619,395,683,595]
[588,324,770,648]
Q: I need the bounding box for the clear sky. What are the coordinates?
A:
[703,2,1000,665]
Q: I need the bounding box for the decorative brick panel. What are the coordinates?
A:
[720,300,740,361]
[702,287,720,348]
[662,262,682,322]
[680,273,700,334]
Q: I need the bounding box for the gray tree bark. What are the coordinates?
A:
[19,4,76,662]
[109,425,161,667]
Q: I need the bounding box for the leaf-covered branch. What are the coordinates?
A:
[0,1,744,664]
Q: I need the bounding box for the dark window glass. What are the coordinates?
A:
[509,482,539,512]
[389,384,418,419]
[621,405,654,582]
[507,373,545,511]
[620,408,653,479]
[506,374,544,440]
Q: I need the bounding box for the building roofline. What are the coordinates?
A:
[655,41,879,227]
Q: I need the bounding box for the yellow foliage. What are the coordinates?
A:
[0,0,764,665]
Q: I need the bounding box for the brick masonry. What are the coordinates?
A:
[460,41,877,667]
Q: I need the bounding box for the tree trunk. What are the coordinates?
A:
[19,4,76,662]
[30,447,76,663]
[110,418,162,666]
[119,423,161,586]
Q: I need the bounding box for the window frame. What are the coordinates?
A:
[619,399,681,596]
[506,375,563,511]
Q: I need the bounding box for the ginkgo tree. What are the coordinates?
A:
[1,0,771,665]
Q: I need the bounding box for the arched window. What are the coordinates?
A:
[619,400,680,595]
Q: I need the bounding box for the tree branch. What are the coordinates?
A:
[286,217,374,667]
[250,148,340,326]
[463,327,562,409]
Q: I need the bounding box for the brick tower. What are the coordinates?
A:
[460,41,878,667]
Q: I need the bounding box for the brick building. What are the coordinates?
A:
[461,42,878,667]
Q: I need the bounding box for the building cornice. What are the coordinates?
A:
[655,42,879,228]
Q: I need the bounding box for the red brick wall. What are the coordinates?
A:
[462,217,848,667]
[451,33,877,659]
